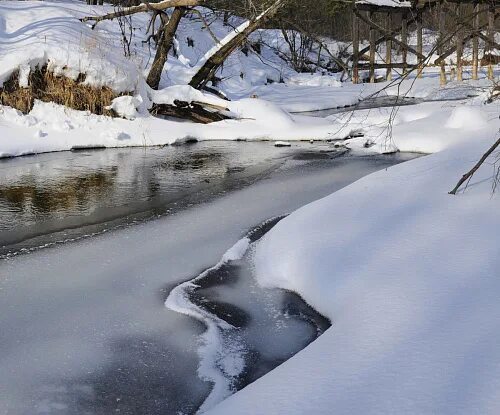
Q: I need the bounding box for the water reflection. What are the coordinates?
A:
[0,169,117,214]
[1,142,338,253]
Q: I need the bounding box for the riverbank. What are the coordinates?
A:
[207,103,500,414]
[0,146,415,414]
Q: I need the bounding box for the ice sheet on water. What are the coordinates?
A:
[166,217,330,413]
[0,148,416,414]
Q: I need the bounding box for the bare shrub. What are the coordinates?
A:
[0,66,121,115]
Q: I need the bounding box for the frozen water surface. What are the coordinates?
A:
[0,142,418,414]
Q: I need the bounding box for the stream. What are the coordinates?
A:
[0,141,418,414]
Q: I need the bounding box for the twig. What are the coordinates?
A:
[449,136,500,195]
[186,8,220,44]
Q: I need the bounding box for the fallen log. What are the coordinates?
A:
[151,100,229,124]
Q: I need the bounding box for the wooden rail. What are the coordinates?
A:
[351,0,499,84]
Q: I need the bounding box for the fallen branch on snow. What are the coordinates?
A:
[449,136,500,195]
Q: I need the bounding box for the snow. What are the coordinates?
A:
[0,1,142,92]
[244,83,363,112]
[107,95,142,119]
[357,0,411,7]
[193,19,251,71]
[206,98,500,414]
[0,1,498,158]
[150,85,226,108]
[1,76,497,158]
[444,105,489,130]
[326,92,500,154]
[0,99,346,158]
[221,237,251,262]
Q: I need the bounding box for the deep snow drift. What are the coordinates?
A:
[206,100,500,414]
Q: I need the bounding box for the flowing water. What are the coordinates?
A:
[0,141,418,414]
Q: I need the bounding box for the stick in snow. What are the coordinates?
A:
[449,136,500,195]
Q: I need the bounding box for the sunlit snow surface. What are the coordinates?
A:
[0,143,416,414]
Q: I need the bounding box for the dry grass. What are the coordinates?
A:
[0,65,120,116]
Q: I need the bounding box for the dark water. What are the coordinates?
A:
[0,141,343,257]
[188,217,331,392]
[0,142,419,414]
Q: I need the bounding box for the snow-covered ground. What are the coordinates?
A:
[205,90,500,415]
[1,72,496,158]
[0,0,498,158]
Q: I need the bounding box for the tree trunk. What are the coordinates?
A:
[147,7,185,89]
[188,0,288,90]
[368,11,375,84]
[352,10,359,84]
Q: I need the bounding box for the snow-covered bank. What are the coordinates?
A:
[0,0,347,157]
[0,99,342,158]
[207,106,500,413]
[332,92,500,154]
[2,81,498,158]
[1,0,497,158]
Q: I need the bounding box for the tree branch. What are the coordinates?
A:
[449,136,500,195]
[80,0,203,26]
[189,0,289,90]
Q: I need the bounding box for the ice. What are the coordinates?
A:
[0,146,415,414]
[166,218,330,413]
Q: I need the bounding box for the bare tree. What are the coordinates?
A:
[81,0,204,89]
[147,7,186,89]
[188,0,289,89]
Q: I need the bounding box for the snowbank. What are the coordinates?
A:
[0,1,142,92]
[328,94,500,153]
[0,99,341,158]
[207,104,500,413]
[2,83,497,158]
